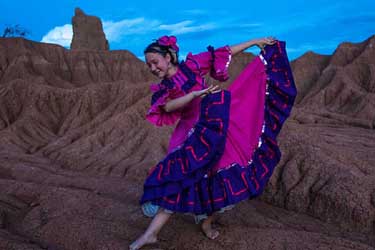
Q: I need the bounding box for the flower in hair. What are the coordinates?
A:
[157,35,179,52]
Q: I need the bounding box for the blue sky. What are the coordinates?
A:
[1,0,374,60]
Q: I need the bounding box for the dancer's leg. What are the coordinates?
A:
[129,209,172,250]
[201,215,219,239]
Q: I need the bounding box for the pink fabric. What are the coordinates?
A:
[146,84,183,127]
[146,96,181,127]
[212,57,266,172]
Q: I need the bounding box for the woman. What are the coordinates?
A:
[130,35,297,250]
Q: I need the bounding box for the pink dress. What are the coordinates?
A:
[141,42,297,217]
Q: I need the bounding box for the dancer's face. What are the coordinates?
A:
[145,52,171,79]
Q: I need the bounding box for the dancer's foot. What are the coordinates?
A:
[129,233,157,250]
[201,219,219,240]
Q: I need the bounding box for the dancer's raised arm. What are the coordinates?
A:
[229,37,276,55]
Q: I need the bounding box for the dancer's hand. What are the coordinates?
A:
[193,85,221,98]
[255,37,277,51]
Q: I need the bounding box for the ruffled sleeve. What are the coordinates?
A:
[185,45,232,81]
[146,83,182,127]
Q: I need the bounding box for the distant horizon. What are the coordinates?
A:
[1,1,375,60]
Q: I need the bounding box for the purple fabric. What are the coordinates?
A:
[141,41,297,216]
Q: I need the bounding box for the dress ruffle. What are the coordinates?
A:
[141,41,297,216]
[142,91,231,211]
[146,84,183,126]
[185,46,232,81]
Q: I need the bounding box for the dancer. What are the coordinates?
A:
[130,35,296,250]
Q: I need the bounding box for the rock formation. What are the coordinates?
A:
[70,8,109,50]
[0,33,374,249]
